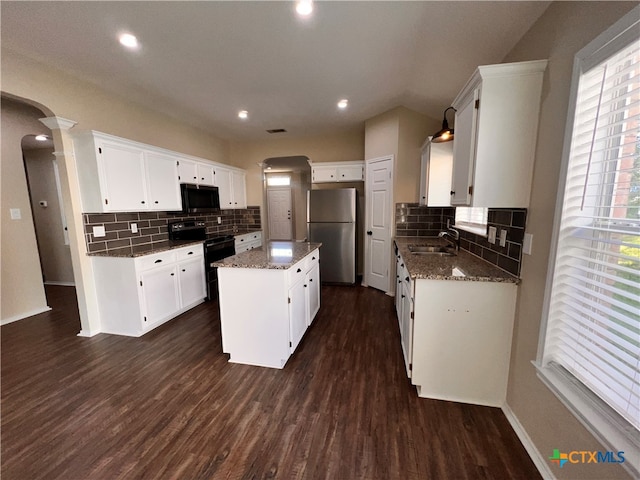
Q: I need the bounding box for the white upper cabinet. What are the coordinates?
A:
[311,161,364,183]
[216,166,247,209]
[73,131,246,213]
[177,159,198,184]
[145,152,182,211]
[451,60,547,207]
[419,137,453,206]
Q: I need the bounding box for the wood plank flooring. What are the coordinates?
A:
[1,285,541,479]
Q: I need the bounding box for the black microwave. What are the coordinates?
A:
[180,183,220,213]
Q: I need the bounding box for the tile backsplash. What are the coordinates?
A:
[395,203,527,277]
[83,207,261,255]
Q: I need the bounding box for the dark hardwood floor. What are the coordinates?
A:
[1,284,541,480]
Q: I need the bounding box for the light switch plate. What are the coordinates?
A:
[217,216,222,225]
[499,229,508,247]
[10,208,21,220]
[131,223,138,234]
[488,226,497,244]
[523,233,533,255]
[93,225,106,238]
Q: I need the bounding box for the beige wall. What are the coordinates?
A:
[24,147,75,285]
[364,106,439,205]
[502,3,636,479]
[229,130,364,206]
[1,99,51,321]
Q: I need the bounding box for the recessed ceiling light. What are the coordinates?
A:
[338,99,349,109]
[119,33,139,49]
[35,135,48,141]
[238,110,249,120]
[296,0,313,16]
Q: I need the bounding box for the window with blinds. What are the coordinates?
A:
[455,207,488,235]
[538,9,639,470]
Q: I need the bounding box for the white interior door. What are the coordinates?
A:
[365,156,393,293]
[267,188,293,240]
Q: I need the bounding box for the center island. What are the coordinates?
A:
[212,241,322,369]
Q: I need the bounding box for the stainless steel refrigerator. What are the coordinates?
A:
[307,188,356,284]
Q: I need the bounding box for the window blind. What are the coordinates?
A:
[455,207,488,228]
[542,38,640,431]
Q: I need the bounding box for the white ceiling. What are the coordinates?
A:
[1,1,551,141]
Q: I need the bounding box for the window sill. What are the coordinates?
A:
[533,361,640,477]
[454,223,487,237]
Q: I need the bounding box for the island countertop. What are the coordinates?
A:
[395,237,519,284]
[212,241,322,269]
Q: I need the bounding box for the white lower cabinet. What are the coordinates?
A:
[395,249,517,407]
[234,231,262,253]
[92,244,205,337]
[218,248,320,368]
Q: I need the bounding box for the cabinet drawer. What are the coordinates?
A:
[287,258,307,286]
[175,243,203,261]
[304,249,319,270]
[137,250,177,271]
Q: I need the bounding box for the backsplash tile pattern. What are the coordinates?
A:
[83,207,261,255]
[395,203,527,277]
[395,204,455,237]
[457,208,527,277]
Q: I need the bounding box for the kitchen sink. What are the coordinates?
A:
[408,245,456,256]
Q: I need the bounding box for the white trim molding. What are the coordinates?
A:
[502,404,556,480]
[1,306,52,326]
[39,116,77,131]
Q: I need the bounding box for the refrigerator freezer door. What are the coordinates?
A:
[307,189,356,223]
[308,222,356,284]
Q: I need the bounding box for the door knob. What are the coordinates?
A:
[367,231,373,235]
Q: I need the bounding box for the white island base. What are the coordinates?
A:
[216,243,320,369]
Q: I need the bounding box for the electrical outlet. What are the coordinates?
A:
[499,229,508,247]
[93,225,106,238]
[488,226,497,244]
[523,233,533,255]
[131,223,138,234]
[217,216,222,225]
[10,208,21,220]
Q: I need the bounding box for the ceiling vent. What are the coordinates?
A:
[266,128,287,134]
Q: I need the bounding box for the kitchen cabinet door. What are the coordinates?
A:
[215,167,233,209]
[197,163,216,186]
[400,280,413,378]
[178,257,206,308]
[231,170,247,208]
[140,264,180,327]
[98,141,147,211]
[145,152,182,211]
[178,158,198,184]
[336,164,363,182]
[306,263,320,325]
[420,139,454,206]
[451,60,547,207]
[288,279,307,352]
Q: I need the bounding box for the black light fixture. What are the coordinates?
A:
[431,106,456,143]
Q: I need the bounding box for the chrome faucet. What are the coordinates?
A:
[438,228,460,251]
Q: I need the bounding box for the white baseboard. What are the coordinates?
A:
[502,403,556,480]
[1,306,52,325]
[44,281,75,287]
[77,329,99,337]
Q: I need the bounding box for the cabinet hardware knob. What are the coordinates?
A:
[154,201,159,204]
[154,259,162,263]
[188,252,193,255]
[182,269,186,272]
[312,256,316,260]
[401,295,405,298]
[450,191,455,195]
[405,276,410,282]
[304,284,307,288]
[141,201,146,204]
[297,268,302,273]
[310,279,313,282]
[171,273,175,276]
[367,231,373,235]
[400,263,404,267]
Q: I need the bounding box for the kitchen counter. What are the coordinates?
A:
[87,239,204,258]
[394,237,519,284]
[212,241,322,269]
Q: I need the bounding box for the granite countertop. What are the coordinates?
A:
[394,237,519,284]
[233,229,262,237]
[87,239,203,258]
[213,241,322,269]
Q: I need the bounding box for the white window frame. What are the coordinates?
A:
[534,7,640,478]
[455,206,488,236]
